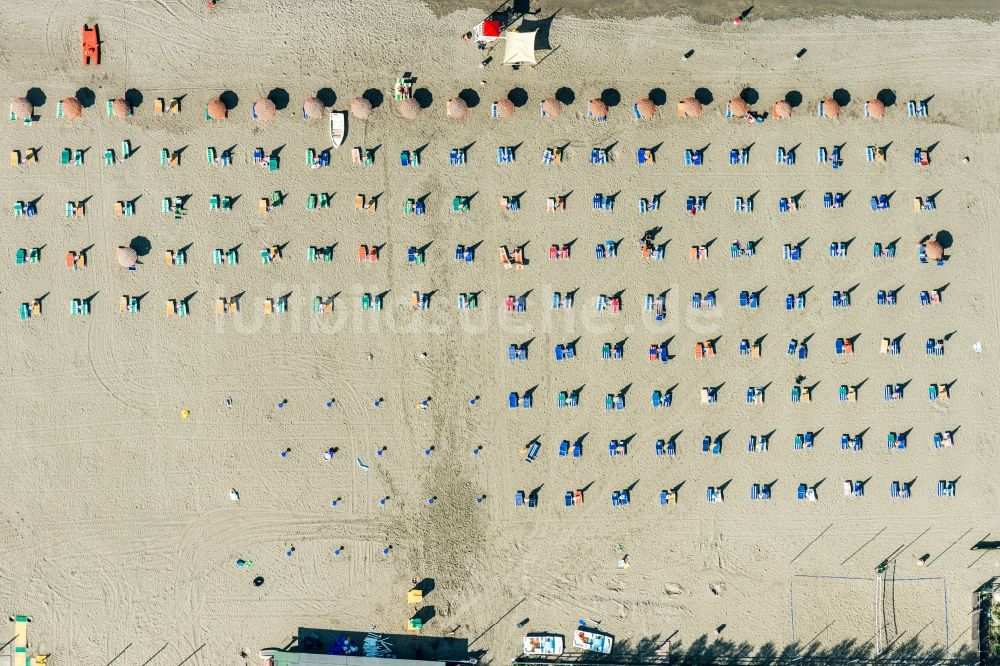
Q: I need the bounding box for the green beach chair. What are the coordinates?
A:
[320,193,330,208]
[213,249,223,265]
[227,249,237,265]
[74,149,83,165]
[313,296,322,313]
[106,99,114,116]
[14,201,23,216]
[276,298,287,313]
[56,100,63,117]
[306,148,315,165]
[209,194,220,210]
[307,193,317,209]
[104,149,114,166]
[60,148,71,165]
[307,246,316,262]
[271,191,282,207]
[162,198,171,213]
[29,248,39,263]
[122,140,131,159]
[124,201,134,216]
[261,249,271,264]
[161,148,169,166]
[176,250,186,266]
[323,246,333,262]
[207,146,216,163]
[16,248,26,265]
[222,196,232,211]
[405,199,414,215]
[361,293,371,311]
[65,201,74,217]
[268,155,278,172]
[178,301,188,317]
[20,303,29,320]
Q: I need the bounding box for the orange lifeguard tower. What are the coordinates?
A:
[82,24,100,66]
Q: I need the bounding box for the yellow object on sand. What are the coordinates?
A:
[407,588,423,604]
[180,409,190,419]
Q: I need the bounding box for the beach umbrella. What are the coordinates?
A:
[589,98,609,120]
[635,98,655,119]
[773,100,792,119]
[116,246,137,269]
[822,98,841,118]
[10,97,32,119]
[62,96,83,119]
[924,240,944,261]
[302,96,324,120]
[682,97,702,118]
[495,98,515,119]
[111,98,130,118]
[399,98,421,120]
[502,30,537,65]
[447,97,469,120]
[206,98,227,120]
[867,98,886,119]
[349,97,372,119]
[542,98,562,118]
[728,97,749,117]
[253,98,276,122]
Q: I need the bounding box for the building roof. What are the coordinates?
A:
[270,653,452,666]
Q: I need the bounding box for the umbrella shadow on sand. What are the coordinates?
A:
[517,10,559,51]
[130,236,151,257]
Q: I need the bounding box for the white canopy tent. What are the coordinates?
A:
[502,30,537,65]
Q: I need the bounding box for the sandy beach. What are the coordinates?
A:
[1,1,999,664]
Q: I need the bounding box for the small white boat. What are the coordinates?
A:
[329,111,346,148]
[573,629,613,654]
[523,634,564,656]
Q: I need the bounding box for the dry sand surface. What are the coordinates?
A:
[1,1,999,664]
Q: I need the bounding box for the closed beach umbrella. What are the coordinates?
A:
[728,97,749,117]
[924,240,943,261]
[206,98,227,120]
[682,97,702,118]
[116,246,137,269]
[253,98,276,122]
[867,98,886,119]
[542,98,562,118]
[822,98,841,118]
[447,97,468,119]
[10,97,32,119]
[62,96,83,119]
[773,100,792,119]
[495,98,515,118]
[302,96,324,120]
[635,98,655,119]
[349,97,372,119]
[399,98,421,120]
[589,98,608,119]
